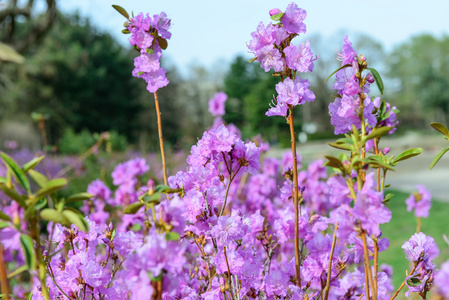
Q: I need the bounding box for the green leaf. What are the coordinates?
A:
[40,208,69,226]
[363,127,393,141]
[121,28,130,34]
[112,4,130,19]
[0,177,5,184]
[148,271,163,282]
[66,192,94,204]
[328,142,351,151]
[270,12,284,21]
[20,235,36,270]
[7,265,28,278]
[37,178,68,198]
[165,231,180,241]
[28,169,48,188]
[430,147,449,169]
[137,71,145,76]
[156,36,168,50]
[383,193,394,203]
[22,156,44,173]
[324,64,351,83]
[124,202,145,214]
[393,148,423,164]
[155,185,183,194]
[367,159,395,171]
[140,193,161,204]
[0,183,27,208]
[62,210,88,232]
[146,48,154,55]
[406,276,421,287]
[249,57,257,63]
[0,152,31,194]
[368,68,384,95]
[324,156,344,170]
[0,210,11,221]
[430,122,449,138]
[0,221,9,230]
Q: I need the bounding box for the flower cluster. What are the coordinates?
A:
[401,232,440,296]
[32,219,142,299]
[329,36,399,138]
[247,2,316,117]
[127,12,171,92]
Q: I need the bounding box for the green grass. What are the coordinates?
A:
[380,190,449,292]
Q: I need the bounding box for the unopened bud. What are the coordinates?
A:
[269,8,281,16]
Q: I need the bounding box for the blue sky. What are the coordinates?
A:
[59,1,449,77]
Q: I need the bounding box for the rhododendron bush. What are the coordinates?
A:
[1,2,449,300]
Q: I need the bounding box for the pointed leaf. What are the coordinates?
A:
[7,265,28,278]
[0,152,30,194]
[66,192,94,204]
[430,147,449,169]
[368,68,384,95]
[324,156,344,170]
[328,142,352,151]
[37,178,68,198]
[28,169,48,188]
[156,36,168,50]
[430,122,449,138]
[249,57,257,63]
[112,4,129,19]
[22,156,44,173]
[20,235,36,270]
[62,210,88,232]
[165,231,180,241]
[40,208,70,226]
[0,210,11,221]
[0,222,9,230]
[270,12,284,21]
[393,148,423,164]
[124,202,145,214]
[0,183,27,208]
[364,127,393,141]
[324,64,351,83]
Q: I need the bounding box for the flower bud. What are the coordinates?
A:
[269,8,281,16]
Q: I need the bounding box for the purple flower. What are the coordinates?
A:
[209,214,248,245]
[152,12,172,40]
[275,77,315,106]
[406,185,432,218]
[284,40,316,72]
[208,92,228,117]
[258,44,285,72]
[404,273,430,297]
[280,2,307,34]
[402,232,439,270]
[337,35,357,65]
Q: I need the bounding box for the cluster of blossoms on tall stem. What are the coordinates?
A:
[247,2,316,117]
[127,11,171,92]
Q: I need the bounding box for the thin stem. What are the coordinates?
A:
[153,91,168,186]
[361,232,375,300]
[416,217,422,233]
[0,245,10,300]
[288,106,301,286]
[223,247,236,299]
[324,222,339,300]
[219,165,242,217]
[374,238,379,300]
[390,263,419,300]
[374,138,381,192]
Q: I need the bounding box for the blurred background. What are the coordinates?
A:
[2,0,449,285]
[1,0,449,152]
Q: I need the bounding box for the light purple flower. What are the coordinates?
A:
[337,35,357,65]
[280,2,307,34]
[406,185,432,218]
[208,92,228,117]
[284,40,316,72]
